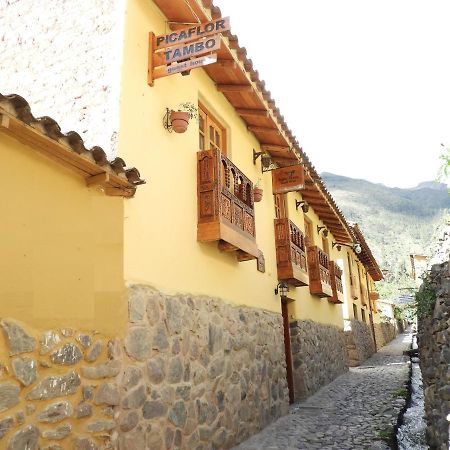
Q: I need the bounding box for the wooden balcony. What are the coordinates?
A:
[329,261,344,304]
[274,218,309,287]
[306,246,333,298]
[197,149,258,260]
[369,291,379,312]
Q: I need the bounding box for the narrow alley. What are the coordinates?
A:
[234,333,412,450]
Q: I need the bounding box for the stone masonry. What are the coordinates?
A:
[119,285,289,449]
[0,0,124,155]
[290,320,348,401]
[0,286,289,449]
[373,322,397,350]
[418,261,450,450]
[345,319,376,367]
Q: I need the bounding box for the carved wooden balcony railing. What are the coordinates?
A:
[306,246,333,298]
[274,218,309,287]
[197,149,258,260]
[349,275,359,300]
[329,261,344,304]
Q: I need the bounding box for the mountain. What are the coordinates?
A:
[321,173,450,300]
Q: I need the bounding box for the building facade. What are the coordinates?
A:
[0,1,393,448]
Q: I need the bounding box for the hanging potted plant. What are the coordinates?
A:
[170,102,199,133]
[253,178,263,202]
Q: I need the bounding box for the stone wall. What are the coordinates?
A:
[289,320,348,400]
[0,0,124,155]
[0,285,289,449]
[119,285,289,449]
[345,320,376,366]
[418,261,450,450]
[0,319,122,449]
[373,322,397,350]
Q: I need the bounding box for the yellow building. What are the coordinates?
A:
[0,0,392,448]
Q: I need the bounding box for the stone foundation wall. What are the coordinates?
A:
[289,320,348,400]
[0,285,289,449]
[345,320,376,366]
[0,319,122,449]
[373,322,396,350]
[418,262,450,450]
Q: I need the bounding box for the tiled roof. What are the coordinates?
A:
[351,224,384,281]
[0,93,144,197]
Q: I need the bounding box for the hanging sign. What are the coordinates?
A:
[155,17,230,49]
[272,165,305,194]
[153,54,217,79]
[148,17,230,86]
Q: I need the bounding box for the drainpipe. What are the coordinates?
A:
[366,275,377,350]
[276,282,295,404]
[281,296,295,404]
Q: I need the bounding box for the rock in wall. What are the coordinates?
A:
[418,261,450,450]
[289,320,348,400]
[345,320,376,366]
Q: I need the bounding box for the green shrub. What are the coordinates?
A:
[416,272,437,318]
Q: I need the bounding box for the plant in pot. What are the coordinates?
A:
[253,178,263,202]
[170,102,199,133]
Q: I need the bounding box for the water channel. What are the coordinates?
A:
[397,335,428,450]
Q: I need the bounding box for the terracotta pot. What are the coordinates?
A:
[253,187,263,202]
[170,111,190,133]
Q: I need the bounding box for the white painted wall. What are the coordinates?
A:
[0,0,126,156]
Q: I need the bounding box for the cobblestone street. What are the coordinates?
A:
[234,332,412,450]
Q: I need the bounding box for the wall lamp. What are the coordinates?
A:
[332,242,362,254]
[317,226,328,237]
[253,149,277,173]
[274,281,289,297]
[295,200,309,213]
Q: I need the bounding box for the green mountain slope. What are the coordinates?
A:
[321,173,450,299]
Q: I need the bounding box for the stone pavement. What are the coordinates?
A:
[233,332,412,450]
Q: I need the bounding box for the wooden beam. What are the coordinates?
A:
[217,84,253,93]
[86,172,110,187]
[0,114,10,129]
[236,108,268,118]
[218,241,238,252]
[247,126,280,135]
[261,144,290,153]
[216,60,237,69]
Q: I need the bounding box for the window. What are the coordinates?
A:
[304,217,314,247]
[322,236,330,256]
[274,194,287,219]
[199,103,226,155]
[347,253,353,286]
[361,308,366,323]
[353,303,358,319]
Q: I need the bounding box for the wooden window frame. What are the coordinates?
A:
[199,102,227,156]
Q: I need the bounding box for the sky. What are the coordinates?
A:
[214,0,450,188]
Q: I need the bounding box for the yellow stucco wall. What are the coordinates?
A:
[0,133,126,335]
[118,0,347,327]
